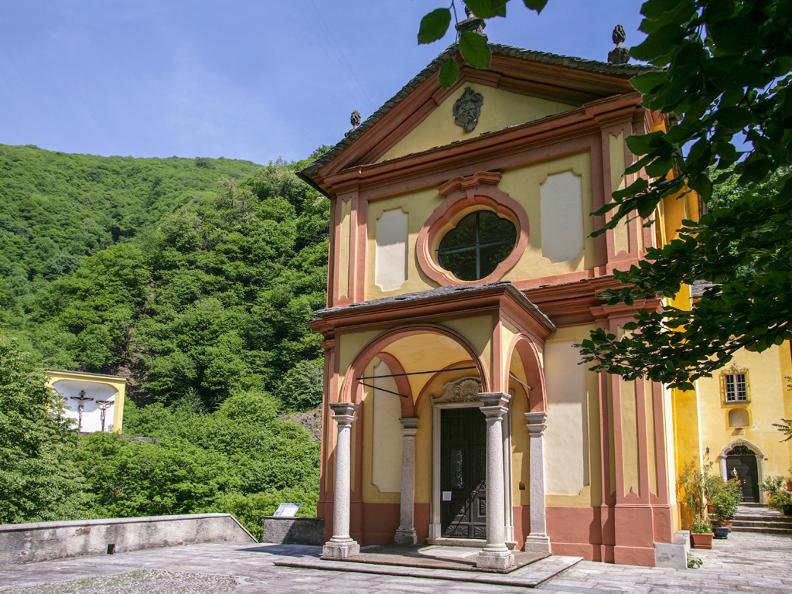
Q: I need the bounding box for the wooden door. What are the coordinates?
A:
[726,445,759,502]
[440,407,487,539]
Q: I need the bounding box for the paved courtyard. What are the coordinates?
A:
[1,532,790,593]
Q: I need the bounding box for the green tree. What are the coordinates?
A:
[277,359,324,411]
[418,0,792,387]
[0,338,89,523]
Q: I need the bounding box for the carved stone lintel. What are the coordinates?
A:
[453,87,484,133]
[434,376,482,404]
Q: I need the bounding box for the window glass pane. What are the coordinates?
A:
[479,244,514,277]
[436,209,517,281]
[478,211,517,244]
[439,212,478,250]
[438,250,478,281]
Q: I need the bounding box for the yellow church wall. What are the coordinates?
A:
[361,358,403,505]
[377,83,575,163]
[338,198,352,300]
[543,325,602,508]
[696,345,792,483]
[366,153,594,300]
[608,131,631,255]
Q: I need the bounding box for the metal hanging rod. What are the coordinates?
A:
[509,373,533,391]
[358,381,408,399]
[356,366,477,381]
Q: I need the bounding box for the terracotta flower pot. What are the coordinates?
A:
[691,532,713,549]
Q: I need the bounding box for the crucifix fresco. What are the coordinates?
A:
[70,390,94,432]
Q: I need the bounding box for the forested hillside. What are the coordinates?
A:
[0,144,327,410]
[0,145,329,534]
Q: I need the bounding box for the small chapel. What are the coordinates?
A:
[299,29,792,569]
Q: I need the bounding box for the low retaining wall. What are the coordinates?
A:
[262,517,324,545]
[0,513,256,564]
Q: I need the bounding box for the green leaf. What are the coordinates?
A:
[438,59,460,88]
[688,174,712,200]
[630,23,684,62]
[464,0,507,19]
[646,156,674,178]
[459,31,491,69]
[611,177,649,200]
[522,0,548,12]
[626,131,669,155]
[630,71,667,95]
[418,8,452,44]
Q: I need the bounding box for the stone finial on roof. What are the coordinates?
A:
[456,7,486,35]
[608,25,630,64]
[350,110,361,129]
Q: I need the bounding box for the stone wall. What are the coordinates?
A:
[262,517,324,545]
[0,513,256,564]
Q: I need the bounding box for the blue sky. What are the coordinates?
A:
[0,1,645,164]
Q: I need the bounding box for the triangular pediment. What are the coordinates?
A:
[375,81,575,163]
[301,44,648,191]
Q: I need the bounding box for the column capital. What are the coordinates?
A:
[329,401,358,426]
[399,416,419,435]
[524,411,547,435]
[478,392,511,418]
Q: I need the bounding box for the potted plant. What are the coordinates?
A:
[690,514,714,548]
[711,490,736,538]
[761,475,791,513]
[769,490,792,516]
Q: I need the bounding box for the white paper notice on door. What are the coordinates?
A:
[442,491,452,501]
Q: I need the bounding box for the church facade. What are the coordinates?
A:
[300,44,790,568]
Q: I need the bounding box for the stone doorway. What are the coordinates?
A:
[440,407,487,539]
[726,445,760,502]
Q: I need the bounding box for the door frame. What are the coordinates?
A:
[718,439,766,503]
[429,387,514,541]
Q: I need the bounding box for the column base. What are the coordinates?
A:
[476,547,515,570]
[393,527,417,545]
[322,537,360,560]
[524,534,552,554]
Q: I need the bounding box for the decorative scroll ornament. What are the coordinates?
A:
[453,87,484,133]
[434,376,482,404]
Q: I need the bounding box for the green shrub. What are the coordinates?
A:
[711,489,738,523]
[691,513,712,534]
[213,488,319,540]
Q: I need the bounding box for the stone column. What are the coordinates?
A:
[524,411,551,554]
[394,417,419,545]
[476,392,515,570]
[322,402,360,559]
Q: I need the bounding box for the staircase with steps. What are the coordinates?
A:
[731,503,792,535]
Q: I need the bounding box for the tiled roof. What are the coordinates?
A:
[315,280,556,332]
[299,43,652,184]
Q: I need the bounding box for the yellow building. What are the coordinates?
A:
[299,37,791,569]
[672,329,792,504]
[46,370,127,434]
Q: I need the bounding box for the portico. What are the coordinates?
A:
[313,282,554,568]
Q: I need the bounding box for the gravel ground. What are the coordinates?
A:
[9,570,237,594]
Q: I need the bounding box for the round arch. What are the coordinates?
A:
[718,438,767,461]
[339,324,490,407]
[504,333,547,413]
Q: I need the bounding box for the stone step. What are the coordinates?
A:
[733,513,792,522]
[730,526,792,535]
[738,502,767,507]
[732,518,792,528]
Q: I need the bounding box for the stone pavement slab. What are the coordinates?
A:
[0,531,789,593]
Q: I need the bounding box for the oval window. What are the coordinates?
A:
[437,210,517,281]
